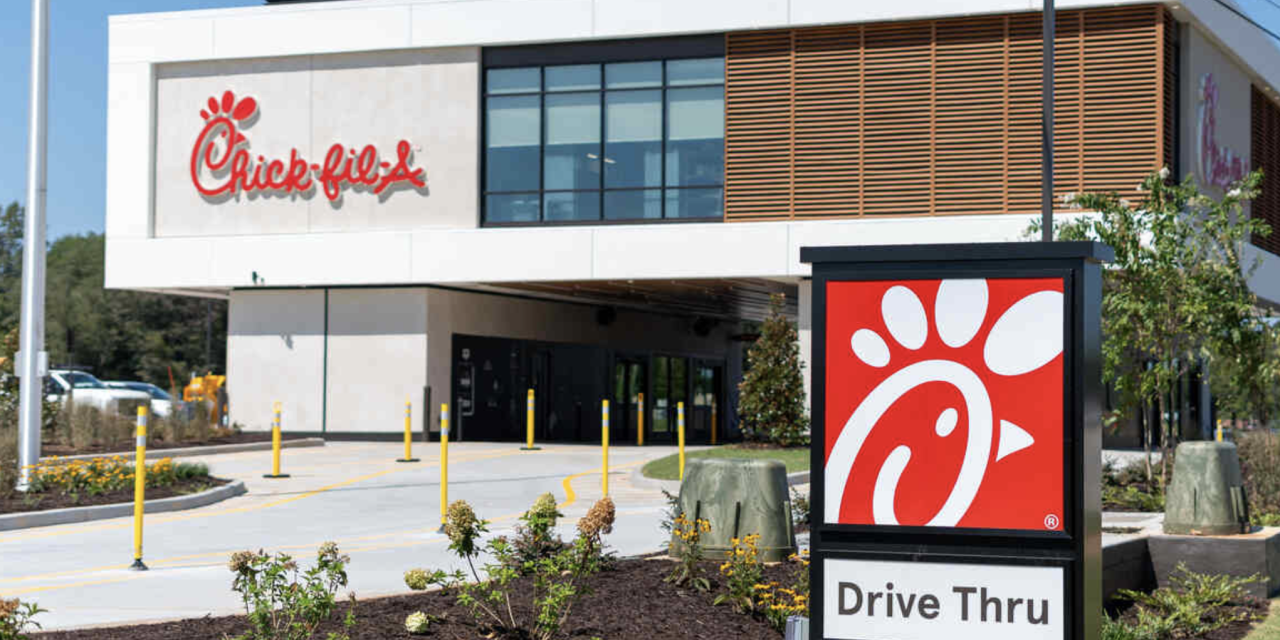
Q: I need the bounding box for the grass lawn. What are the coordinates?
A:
[1247,600,1280,639]
[641,445,810,480]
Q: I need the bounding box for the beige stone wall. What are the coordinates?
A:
[1183,26,1253,195]
[325,288,428,434]
[153,48,479,237]
[227,289,326,432]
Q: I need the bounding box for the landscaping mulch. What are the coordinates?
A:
[1107,597,1270,640]
[38,557,794,640]
[0,476,230,515]
[41,432,306,457]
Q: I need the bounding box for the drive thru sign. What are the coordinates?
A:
[801,242,1110,640]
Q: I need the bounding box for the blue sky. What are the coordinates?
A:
[1,1,1279,239]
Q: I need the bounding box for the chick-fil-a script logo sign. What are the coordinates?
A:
[824,277,1065,532]
[190,90,426,202]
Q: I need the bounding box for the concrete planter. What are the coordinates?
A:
[0,479,247,532]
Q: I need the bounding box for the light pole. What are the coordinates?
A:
[1042,0,1055,242]
[17,0,49,490]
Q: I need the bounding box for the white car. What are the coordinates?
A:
[105,381,174,418]
[45,370,152,417]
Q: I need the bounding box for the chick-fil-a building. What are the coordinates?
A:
[105,0,1280,442]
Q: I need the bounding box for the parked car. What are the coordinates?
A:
[45,369,152,417]
[104,381,174,418]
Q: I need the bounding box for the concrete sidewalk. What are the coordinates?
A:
[0,441,678,630]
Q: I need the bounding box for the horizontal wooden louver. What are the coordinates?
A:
[724,4,1170,222]
[1253,86,1280,255]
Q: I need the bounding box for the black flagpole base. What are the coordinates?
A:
[130,559,149,571]
[520,447,541,451]
[263,474,291,479]
[396,458,421,463]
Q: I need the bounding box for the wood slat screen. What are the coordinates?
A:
[1253,86,1280,255]
[725,4,1173,221]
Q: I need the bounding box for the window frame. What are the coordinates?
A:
[481,42,725,228]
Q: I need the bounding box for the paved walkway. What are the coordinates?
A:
[0,441,678,630]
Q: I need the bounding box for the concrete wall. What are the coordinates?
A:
[154,48,479,237]
[227,289,326,432]
[325,289,428,434]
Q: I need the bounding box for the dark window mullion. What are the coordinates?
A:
[538,66,546,223]
[599,63,606,221]
[660,60,668,220]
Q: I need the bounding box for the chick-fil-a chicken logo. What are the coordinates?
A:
[190,90,426,202]
[825,278,1065,532]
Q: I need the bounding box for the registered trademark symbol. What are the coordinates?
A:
[1044,514,1060,529]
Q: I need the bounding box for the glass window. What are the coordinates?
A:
[487,67,540,94]
[606,61,662,89]
[544,191,600,222]
[605,189,662,220]
[667,58,724,86]
[546,64,600,92]
[604,90,662,189]
[666,187,723,219]
[483,56,724,224]
[544,93,601,191]
[486,95,541,192]
[487,193,540,223]
[666,86,724,187]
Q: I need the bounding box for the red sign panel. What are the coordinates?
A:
[824,278,1064,531]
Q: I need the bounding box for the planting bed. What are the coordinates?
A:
[38,557,791,640]
[0,476,229,515]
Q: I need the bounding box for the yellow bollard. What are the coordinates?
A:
[1216,419,1224,442]
[521,388,540,451]
[710,402,717,446]
[131,406,149,571]
[264,402,290,478]
[440,403,449,530]
[637,392,645,446]
[397,397,420,463]
[602,399,610,496]
[678,401,686,481]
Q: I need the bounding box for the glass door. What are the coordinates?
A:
[692,361,723,444]
[611,356,646,445]
[651,355,687,443]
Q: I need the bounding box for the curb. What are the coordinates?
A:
[629,467,810,492]
[0,479,247,532]
[41,437,325,463]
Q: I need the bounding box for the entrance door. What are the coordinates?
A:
[651,355,688,444]
[611,356,646,445]
[691,361,723,444]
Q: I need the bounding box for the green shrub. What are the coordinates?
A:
[790,487,810,525]
[508,493,565,573]
[228,542,355,640]
[1235,430,1280,523]
[408,496,617,640]
[737,294,809,447]
[0,598,46,640]
[1103,564,1260,640]
[1102,460,1165,512]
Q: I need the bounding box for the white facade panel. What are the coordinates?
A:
[325,289,428,434]
[411,227,595,283]
[593,223,789,279]
[108,16,215,64]
[410,0,595,47]
[104,238,215,290]
[213,6,414,59]
[227,289,326,432]
[208,233,414,288]
[105,63,153,240]
[593,0,787,38]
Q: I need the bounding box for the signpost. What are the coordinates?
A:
[801,242,1110,640]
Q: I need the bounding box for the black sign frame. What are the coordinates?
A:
[802,241,1110,640]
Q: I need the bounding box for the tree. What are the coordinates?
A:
[1046,169,1271,486]
[737,293,809,446]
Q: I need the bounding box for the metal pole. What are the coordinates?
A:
[17,0,50,490]
[1041,0,1055,242]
